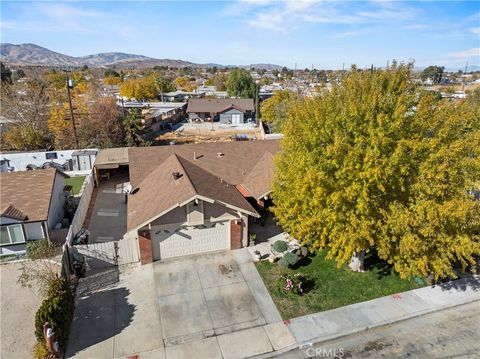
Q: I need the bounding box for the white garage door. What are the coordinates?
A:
[152,222,229,260]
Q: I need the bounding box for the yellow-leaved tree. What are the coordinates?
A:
[272,64,480,280]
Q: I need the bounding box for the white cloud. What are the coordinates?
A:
[230,0,416,32]
[448,48,480,59]
[333,31,358,39]
[470,27,480,35]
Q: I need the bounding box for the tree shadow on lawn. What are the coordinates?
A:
[363,252,395,280]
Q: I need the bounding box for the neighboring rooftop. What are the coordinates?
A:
[94,147,130,169]
[0,169,63,222]
[187,98,254,113]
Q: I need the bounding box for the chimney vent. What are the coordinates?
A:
[172,172,182,180]
[217,152,224,157]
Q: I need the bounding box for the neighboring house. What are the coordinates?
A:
[141,102,187,133]
[163,91,205,102]
[126,140,280,263]
[0,169,68,256]
[186,98,255,124]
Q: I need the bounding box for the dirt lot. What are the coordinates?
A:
[0,262,42,358]
[156,122,262,144]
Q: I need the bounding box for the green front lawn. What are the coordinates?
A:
[64,176,85,195]
[256,251,425,319]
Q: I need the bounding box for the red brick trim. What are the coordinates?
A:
[138,230,153,264]
[230,219,242,250]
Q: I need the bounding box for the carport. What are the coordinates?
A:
[93,147,130,186]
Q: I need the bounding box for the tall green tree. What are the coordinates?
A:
[226,68,256,98]
[421,65,445,84]
[272,64,480,280]
[123,109,150,147]
[155,75,175,102]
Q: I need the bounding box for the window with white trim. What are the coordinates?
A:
[0,224,26,245]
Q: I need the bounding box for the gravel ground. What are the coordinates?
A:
[1,262,42,359]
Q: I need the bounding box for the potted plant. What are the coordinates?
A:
[248,233,257,247]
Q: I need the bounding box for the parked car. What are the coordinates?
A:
[26,164,40,171]
[41,161,65,171]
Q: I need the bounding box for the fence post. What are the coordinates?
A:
[113,241,119,266]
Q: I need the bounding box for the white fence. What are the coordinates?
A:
[66,172,94,246]
[72,237,139,270]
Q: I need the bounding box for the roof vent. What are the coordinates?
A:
[172,172,182,180]
[217,152,224,157]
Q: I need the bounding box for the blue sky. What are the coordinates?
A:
[1,1,479,69]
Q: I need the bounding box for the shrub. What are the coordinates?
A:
[34,278,75,351]
[26,240,60,260]
[278,252,300,268]
[33,341,48,359]
[272,240,288,253]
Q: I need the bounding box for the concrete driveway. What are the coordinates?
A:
[155,249,294,359]
[67,249,295,359]
[155,250,280,344]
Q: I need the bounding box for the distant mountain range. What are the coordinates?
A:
[0,43,284,70]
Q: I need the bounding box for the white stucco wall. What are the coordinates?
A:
[47,173,67,229]
[0,148,97,172]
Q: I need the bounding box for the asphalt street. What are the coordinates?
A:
[277,301,480,359]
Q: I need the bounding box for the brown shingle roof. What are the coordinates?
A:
[129,140,280,189]
[127,153,259,231]
[186,98,254,113]
[0,169,61,222]
[240,151,276,199]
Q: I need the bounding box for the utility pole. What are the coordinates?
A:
[462,61,468,93]
[64,69,79,148]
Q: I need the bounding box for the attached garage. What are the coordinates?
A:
[151,221,229,260]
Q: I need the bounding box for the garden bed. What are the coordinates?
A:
[255,251,425,319]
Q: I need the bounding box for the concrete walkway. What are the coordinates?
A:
[284,275,480,350]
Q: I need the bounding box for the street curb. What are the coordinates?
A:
[252,289,480,358]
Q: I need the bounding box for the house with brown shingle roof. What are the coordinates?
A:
[126,140,279,263]
[186,98,255,124]
[0,169,68,256]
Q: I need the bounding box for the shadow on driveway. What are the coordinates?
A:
[67,271,135,357]
[437,275,480,292]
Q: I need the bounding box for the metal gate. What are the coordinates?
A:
[73,237,139,271]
